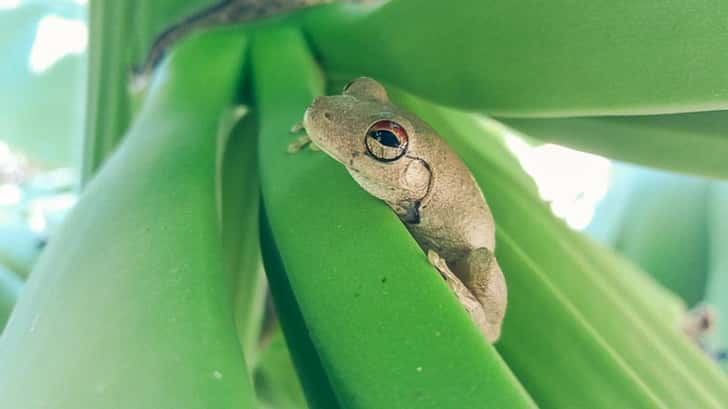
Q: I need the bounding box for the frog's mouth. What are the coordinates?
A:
[302,104,350,165]
[314,138,346,165]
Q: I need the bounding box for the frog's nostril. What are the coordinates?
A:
[323,112,333,121]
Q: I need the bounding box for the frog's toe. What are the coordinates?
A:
[427,250,496,342]
[287,134,312,154]
[290,122,305,133]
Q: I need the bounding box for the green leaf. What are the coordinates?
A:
[0,27,254,408]
[391,89,728,407]
[253,27,536,409]
[129,0,222,65]
[83,0,134,182]
[254,327,309,409]
[83,0,219,183]
[304,1,728,116]
[220,112,268,364]
[500,112,728,180]
[259,211,342,409]
[589,166,711,306]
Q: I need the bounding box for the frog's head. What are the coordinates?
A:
[303,77,430,204]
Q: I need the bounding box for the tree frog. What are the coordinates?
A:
[297,77,507,342]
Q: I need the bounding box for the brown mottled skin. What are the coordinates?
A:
[301,77,507,342]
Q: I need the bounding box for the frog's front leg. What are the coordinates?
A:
[288,123,320,153]
[450,247,507,343]
[427,250,493,341]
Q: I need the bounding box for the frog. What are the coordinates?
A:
[296,77,507,342]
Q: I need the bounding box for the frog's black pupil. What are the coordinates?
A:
[370,130,400,147]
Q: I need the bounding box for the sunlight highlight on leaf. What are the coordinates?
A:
[505,136,612,230]
[0,0,19,10]
[0,185,21,207]
[28,15,87,74]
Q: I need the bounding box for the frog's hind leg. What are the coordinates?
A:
[450,247,507,343]
[426,250,494,342]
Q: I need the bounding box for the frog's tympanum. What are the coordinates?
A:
[300,77,506,342]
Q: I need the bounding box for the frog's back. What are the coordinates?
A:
[404,122,495,259]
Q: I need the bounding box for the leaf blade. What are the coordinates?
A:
[304,1,728,116]
[500,112,728,180]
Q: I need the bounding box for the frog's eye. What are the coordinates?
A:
[365,120,408,162]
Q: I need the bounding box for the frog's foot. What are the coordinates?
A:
[451,247,507,343]
[682,305,716,343]
[288,124,320,153]
[290,122,305,134]
[427,250,494,342]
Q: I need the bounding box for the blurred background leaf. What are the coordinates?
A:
[0,1,726,406]
[587,165,711,306]
[83,0,221,182]
[0,1,85,169]
[0,264,22,330]
[586,162,728,365]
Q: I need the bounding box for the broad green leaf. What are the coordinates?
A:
[253,27,536,409]
[220,112,268,363]
[83,0,134,182]
[129,0,221,65]
[0,28,254,408]
[304,1,728,116]
[391,90,728,407]
[259,212,342,409]
[83,0,218,183]
[254,328,309,409]
[501,112,728,180]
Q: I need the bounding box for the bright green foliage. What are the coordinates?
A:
[253,27,536,409]
[83,0,134,182]
[0,28,255,408]
[221,113,268,363]
[1,0,728,408]
[254,328,309,409]
[130,0,220,62]
[393,91,728,408]
[260,210,342,409]
[83,0,220,183]
[305,1,728,117]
